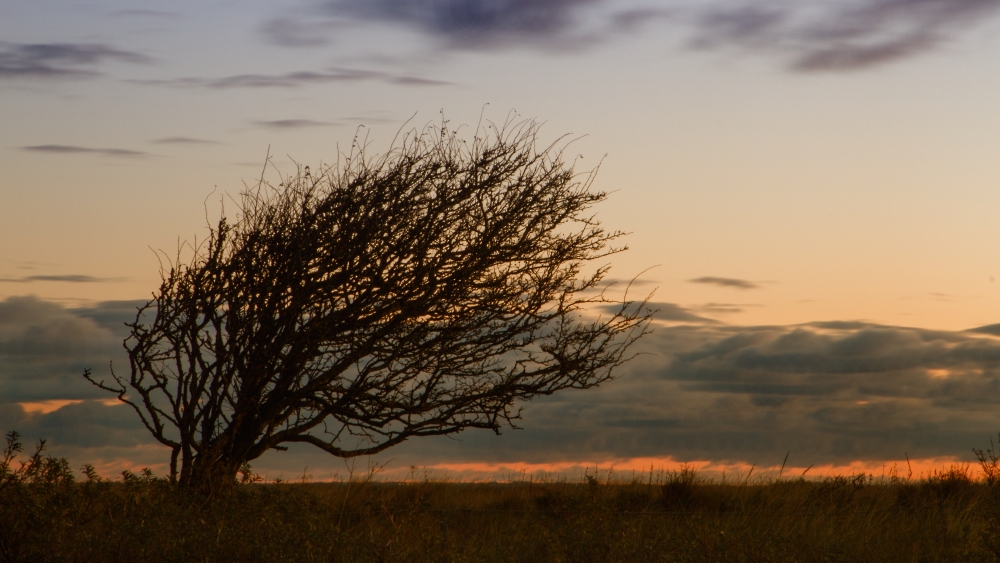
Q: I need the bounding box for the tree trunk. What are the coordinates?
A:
[180,453,241,494]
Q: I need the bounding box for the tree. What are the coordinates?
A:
[84,118,652,492]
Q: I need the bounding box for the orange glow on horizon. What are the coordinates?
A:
[66,451,982,484]
[365,455,975,483]
[80,443,172,479]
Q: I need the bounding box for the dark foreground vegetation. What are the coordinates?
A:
[7,434,1000,562]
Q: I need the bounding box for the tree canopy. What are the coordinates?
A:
[85,118,651,491]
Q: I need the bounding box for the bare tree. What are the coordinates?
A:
[85,118,651,492]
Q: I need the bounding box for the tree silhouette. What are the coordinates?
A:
[84,118,651,492]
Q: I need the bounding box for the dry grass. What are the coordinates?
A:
[5,454,1000,562]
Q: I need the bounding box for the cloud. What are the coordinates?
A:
[370,319,1000,468]
[20,145,148,158]
[70,300,147,333]
[10,296,1000,475]
[110,9,181,19]
[133,67,450,88]
[0,400,151,448]
[323,0,605,50]
[689,0,1000,72]
[254,114,405,129]
[599,301,719,324]
[0,42,151,80]
[18,275,109,283]
[688,276,760,290]
[255,119,331,129]
[132,68,379,88]
[651,303,720,324]
[389,75,452,86]
[151,137,221,145]
[971,324,1000,336]
[692,302,754,315]
[602,277,659,287]
[259,17,346,47]
[268,0,995,67]
[0,297,131,403]
[609,7,675,32]
[0,275,121,283]
[0,296,156,456]
[19,399,84,416]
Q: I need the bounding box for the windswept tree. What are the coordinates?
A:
[85,118,652,491]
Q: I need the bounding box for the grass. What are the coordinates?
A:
[5,433,1000,562]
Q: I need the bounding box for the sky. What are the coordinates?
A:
[1,0,1000,480]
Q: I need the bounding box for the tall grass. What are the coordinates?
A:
[4,431,1000,562]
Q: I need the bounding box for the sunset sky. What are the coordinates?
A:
[2,0,1000,480]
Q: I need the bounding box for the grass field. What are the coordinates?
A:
[5,438,1000,563]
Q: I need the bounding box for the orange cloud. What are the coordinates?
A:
[18,399,84,415]
[17,397,123,415]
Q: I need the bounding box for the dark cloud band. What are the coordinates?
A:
[151,137,221,145]
[599,301,720,324]
[20,145,147,157]
[132,68,450,89]
[384,320,1000,467]
[259,17,346,47]
[254,119,331,129]
[0,275,119,283]
[0,42,151,79]
[6,296,1000,471]
[322,0,603,49]
[689,0,1000,72]
[286,0,1000,69]
[111,9,181,19]
[688,276,760,290]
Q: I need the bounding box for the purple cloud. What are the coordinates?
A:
[0,42,151,79]
[20,145,147,158]
[690,0,1000,72]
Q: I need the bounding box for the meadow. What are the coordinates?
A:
[5,432,1000,563]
